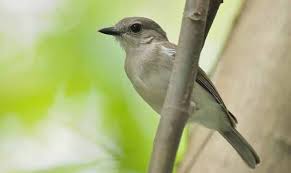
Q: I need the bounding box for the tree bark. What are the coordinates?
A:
[148,0,210,172]
[179,0,291,172]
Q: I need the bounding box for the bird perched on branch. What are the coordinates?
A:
[98,17,260,168]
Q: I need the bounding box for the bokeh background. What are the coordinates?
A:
[0,0,241,172]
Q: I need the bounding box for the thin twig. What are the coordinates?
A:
[148,0,210,172]
[203,0,223,45]
[181,131,215,173]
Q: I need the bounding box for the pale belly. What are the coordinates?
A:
[130,71,227,130]
[125,52,229,130]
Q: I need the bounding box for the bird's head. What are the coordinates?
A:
[98,17,168,50]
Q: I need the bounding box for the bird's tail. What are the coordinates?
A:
[219,128,260,168]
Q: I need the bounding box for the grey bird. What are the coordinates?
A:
[98,17,260,168]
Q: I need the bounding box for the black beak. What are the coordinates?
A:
[98,27,121,36]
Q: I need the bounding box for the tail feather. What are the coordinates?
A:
[219,128,260,168]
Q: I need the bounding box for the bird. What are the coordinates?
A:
[98,17,260,168]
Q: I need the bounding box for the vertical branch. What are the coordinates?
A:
[178,1,223,172]
[148,0,210,173]
[203,0,223,43]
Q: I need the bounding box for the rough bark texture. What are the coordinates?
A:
[148,0,210,172]
[179,0,291,172]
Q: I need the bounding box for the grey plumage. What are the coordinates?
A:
[99,17,260,168]
[219,128,260,168]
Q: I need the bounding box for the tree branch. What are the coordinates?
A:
[148,0,210,173]
[204,0,223,43]
[176,1,224,172]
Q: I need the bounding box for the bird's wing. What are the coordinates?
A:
[196,68,237,126]
[161,42,237,127]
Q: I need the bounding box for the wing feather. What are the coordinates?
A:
[161,42,237,127]
[196,68,237,126]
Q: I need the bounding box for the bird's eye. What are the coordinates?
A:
[130,23,142,33]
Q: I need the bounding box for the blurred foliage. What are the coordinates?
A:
[0,0,242,172]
